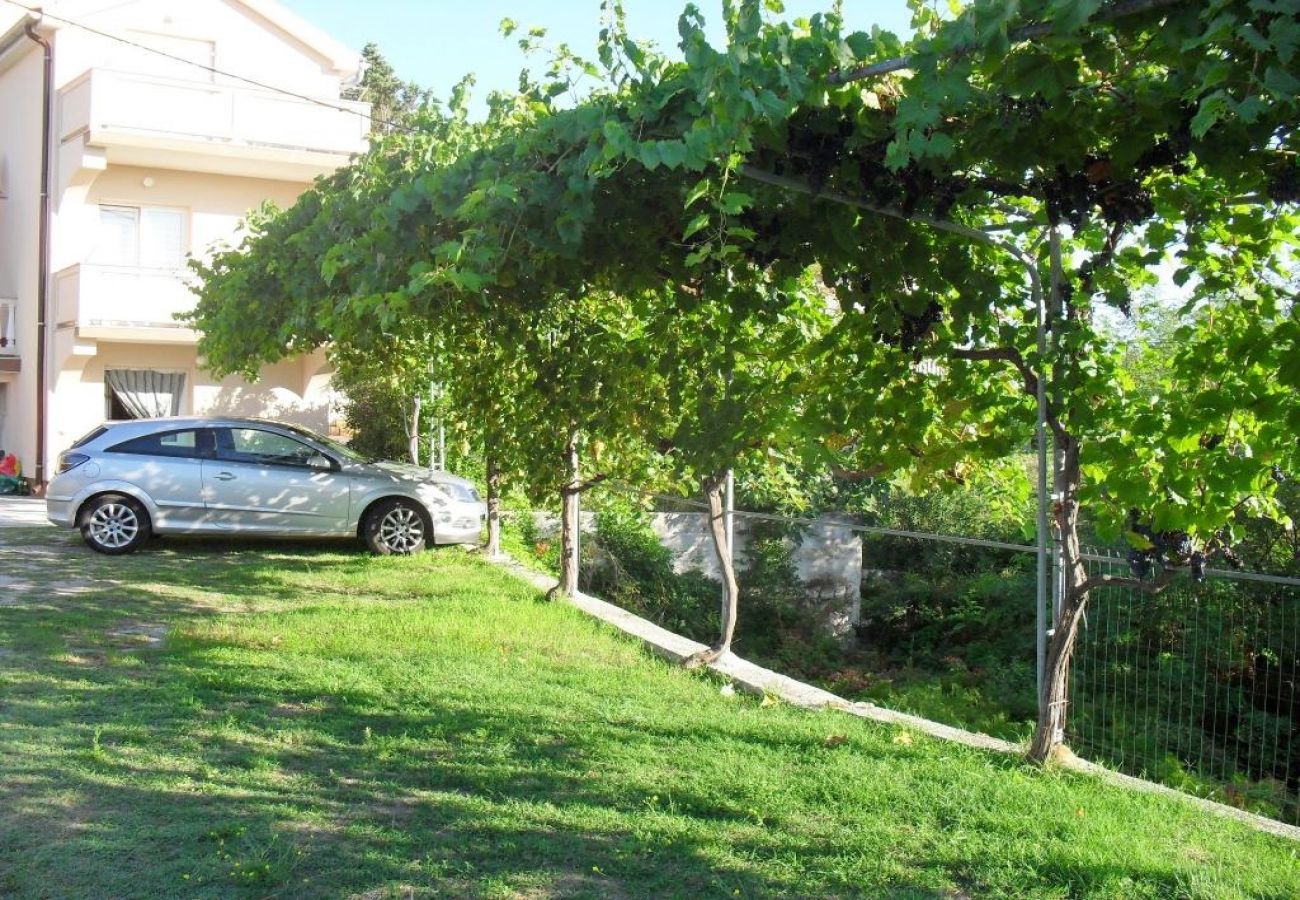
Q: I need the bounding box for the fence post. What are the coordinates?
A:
[1034,288,1050,714]
[434,379,444,470]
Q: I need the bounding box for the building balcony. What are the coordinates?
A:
[58,68,370,182]
[53,263,200,344]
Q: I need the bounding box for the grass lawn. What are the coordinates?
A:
[0,527,1296,898]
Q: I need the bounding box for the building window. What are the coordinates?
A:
[104,369,187,420]
[91,205,186,270]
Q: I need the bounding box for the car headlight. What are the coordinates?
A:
[415,486,454,521]
[443,483,478,502]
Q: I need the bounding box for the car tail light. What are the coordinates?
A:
[56,452,89,474]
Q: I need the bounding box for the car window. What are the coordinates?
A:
[71,426,109,449]
[216,428,330,469]
[278,422,371,463]
[108,428,207,459]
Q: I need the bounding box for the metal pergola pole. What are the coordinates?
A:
[1035,280,1050,712]
[434,379,444,470]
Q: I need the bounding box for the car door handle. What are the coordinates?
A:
[212,472,237,481]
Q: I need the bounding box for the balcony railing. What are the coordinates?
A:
[54,264,199,341]
[0,301,16,355]
[59,67,369,160]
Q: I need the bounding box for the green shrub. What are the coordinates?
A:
[733,520,848,677]
[582,503,718,641]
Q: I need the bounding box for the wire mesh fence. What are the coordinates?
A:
[1068,548,1299,825]
[550,484,1299,826]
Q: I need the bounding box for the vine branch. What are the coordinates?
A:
[948,347,1039,396]
[561,472,611,494]
[738,164,998,247]
[1077,567,1179,596]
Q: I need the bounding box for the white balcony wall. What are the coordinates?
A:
[54,264,198,340]
[60,68,368,158]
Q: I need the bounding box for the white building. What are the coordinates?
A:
[0,0,369,488]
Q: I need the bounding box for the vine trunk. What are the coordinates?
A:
[558,428,580,597]
[1029,434,1088,763]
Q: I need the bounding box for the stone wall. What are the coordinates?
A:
[528,509,863,635]
[650,512,862,634]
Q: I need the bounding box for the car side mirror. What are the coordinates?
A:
[308,454,335,471]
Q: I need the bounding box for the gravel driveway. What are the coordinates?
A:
[0,496,49,528]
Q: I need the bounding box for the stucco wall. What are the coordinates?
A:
[50,0,347,96]
[0,43,44,469]
[48,343,333,454]
[532,510,863,635]
[59,164,307,272]
[2,1,359,481]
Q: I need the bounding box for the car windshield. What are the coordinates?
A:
[279,424,372,463]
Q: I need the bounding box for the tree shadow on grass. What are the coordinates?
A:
[0,640,1252,900]
[0,591,1001,899]
[0,528,429,658]
[0,661,868,898]
[1,533,1292,899]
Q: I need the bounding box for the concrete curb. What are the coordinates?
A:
[492,554,1300,843]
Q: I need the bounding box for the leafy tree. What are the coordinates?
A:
[653,0,1300,762]
[331,333,439,465]
[648,274,832,663]
[189,0,1300,768]
[343,43,435,132]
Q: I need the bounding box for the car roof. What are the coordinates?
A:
[85,416,323,445]
[101,415,299,430]
[80,420,480,487]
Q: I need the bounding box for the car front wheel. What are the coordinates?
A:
[80,493,151,555]
[363,498,430,555]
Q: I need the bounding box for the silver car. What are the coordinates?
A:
[46,417,487,555]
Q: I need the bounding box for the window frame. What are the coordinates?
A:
[103,367,192,420]
[92,203,190,270]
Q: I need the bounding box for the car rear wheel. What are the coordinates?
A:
[363,498,430,555]
[80,493,151,555]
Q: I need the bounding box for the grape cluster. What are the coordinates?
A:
[1125,511,1239,585]
[821,270,944,354]
[1043,161,1157,229]
[774,108,975,223]
[888,299,944,353]
[1267,165,1300,204]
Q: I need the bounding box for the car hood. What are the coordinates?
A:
[364,462,478,495]
[366,461,445,484]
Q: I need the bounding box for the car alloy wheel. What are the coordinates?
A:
[80,493,151,554]
[87,502,139,549]
[378,505,425,553]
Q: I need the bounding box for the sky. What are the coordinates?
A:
[279,0,916,111]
